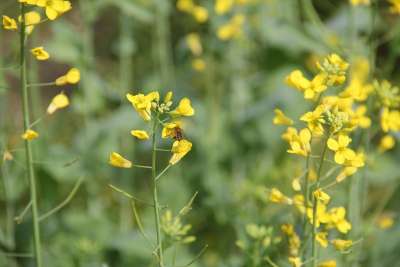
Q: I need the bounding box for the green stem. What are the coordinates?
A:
[301,153,311,256]
[19,4,42,267]
[311,135,329,267]
[151,116,164,267]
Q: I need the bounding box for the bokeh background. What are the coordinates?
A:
[1,0,399,266]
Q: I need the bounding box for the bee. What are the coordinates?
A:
[173,126,184,141]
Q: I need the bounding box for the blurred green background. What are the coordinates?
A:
[0,0,399,266]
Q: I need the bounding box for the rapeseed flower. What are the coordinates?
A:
[317,54,349,86]
[215,0,235,15]
[300,105,326,136]
[47,92,69,114]
[379,135,395,152]
[350,0,370,6]
[318,260,337,267]
[170,98,195,116]
[22,129,39,141]
[170,139,192,165]
[130,130,150,140]
[2,15,17,30]
[389,0,400,14]
[31,46,50,60]
[273,109,293,126]
[331,239,352,251]
[109,152,132,168]
[55,68,80,86]
[126,92,159,121]
[287,128,311,157]
[327,135,356,164]
[316,232,329,248]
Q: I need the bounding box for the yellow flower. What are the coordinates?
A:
[2,15,18,30]
[327,135,356,164]
[286,70,310,91]
[287,128,311,157]
[331,239,352,251]
[126,91,159,121]
[217,14,245,40]
[22,129,39,141]
[162,121,183,139]
[281,224,294,236]
[19,11,41,34]
[269,188,292,204]
[109,152,132,168]
[288,257,301,267]
[273,109,293,126]
[350,0,370,6]
[389,0,400,14]
[307,202,330,227]
[328,207,352,234]
[186,33,202,56]
[130,130,150,140]
[47,92,69,114]
[291,178,301,192]
[300,105,325,136]
[379,135,395,152]
[3,150,13,161]
[336,152,365,182]
[318,260,337,267]
[376,213,395,229]
[281,127,298,142]
[170,139,192,165]
[36,0,72,20]
[191,6,208,23]
[381,108,400,132]
[303,73,327,100]
[177,0,195,12]
[350,105,371,129]
[170,98,195,116]
[215,0,235,15]
[192,58,206,72]
[55,68,80,86]
[313,189,330,205]
[317,54,349,86]
[316,232,329,248]
[31,46,50,61]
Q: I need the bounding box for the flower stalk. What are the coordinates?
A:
[152,114,164,267]
[19,3,42,267]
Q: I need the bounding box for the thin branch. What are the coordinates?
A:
[155,164,172,181]
[177,245,208,267]
[38,176,84,221]
[14,201,32,224]
[130,201,155,249]
[108,184,154,206]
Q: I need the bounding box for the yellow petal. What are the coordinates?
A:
[109,152,132,168]
[31,46,50,61]
[171,98,195,116]
[21,129,39,141]
[169,139,192,164]
[47,93,69,114]
[327,138,339,151]
[130,130,150,140]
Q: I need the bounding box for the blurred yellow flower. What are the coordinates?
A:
[379,135,395,152]
[303,73,327,100]
[170,139,192,165]
[286,70,310,91]
[171,98,195,116]
[19,11,41,34]
[22,129,39,141]
[316,232,328,248]
[288,257,301,267]
[317,54,349,86]
[162,121,183,139]
[109,152,132,168]
[192,58,206,72]
[130,130,150,140]
[47,92,69,114]
[318,260,337,267]
[376,213,395,229]
[328,207,352,234]
[331,239,352,251]
[2,15,17,30]
[55,68,80,86]
[217,14,245,40]
[273,109,293,126]
[350,0,370,6]
[186,33,203,56]
[327,135,356,164]
[3,150,13,162]
[192,6,208,23]
[313,189,330,205]
[269,188,292,204]
[215,0,235,15]
[336,152,365,182]
[300,105,325,136]
[31,46,50,60]
[350,105,371,129]
[177,0,195,12]
[38,0,72,20]
[381,108,400,132]
[389,0,400,14]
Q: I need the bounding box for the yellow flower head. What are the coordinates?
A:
[36,0,72,20]
[286,70,310,92]
[31,46,50,61]
[170,139,192,165]
[381,108,400,132]
[3,150,13,161]
[327,135,356,164]
[282,127,298,142]
[317,54,349,86]
[130,130,150,140]
[217,14,245,40]
[186,33,203,56]
[215,0,235,15]
[328,207,352,234]
[162,121,183,139]
[109,152,132,168]
[177,0,195,12]
[273,109,293,126]
[331,239,353,251]
[281,223,294,236]
[389,0,400,14]
[374,80,400,108]
[303,73,327,100]
[376,213,395,229]
[300,105,326,136]
[126,91,159,121]
[287,128,311,157]
[379,135,395,153]
[191,6,208,23]
[288,257,301,267]
[55,68,80,86]
[318,260,337,267]
[170,98,195,117]
[269,188,292,204]
[22,129,39,141]
[313,189,330,205]
[336,152,365,182]
[2,15,18,30]
[192,58,206,72]
[47,92,70,114]
[19,11,41,34]
[316,232,329,248]
[307,202,330,227]
[349,105,371,129]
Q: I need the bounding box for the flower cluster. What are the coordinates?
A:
[109,91,195,168]
[2,1,79,142]
[177,0,208,23]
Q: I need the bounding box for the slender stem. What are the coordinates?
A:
[152,116,164,267]
[27,82,55,88]
[19,4,42,267]
[311,135,329,267]
[301,153,310,256]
